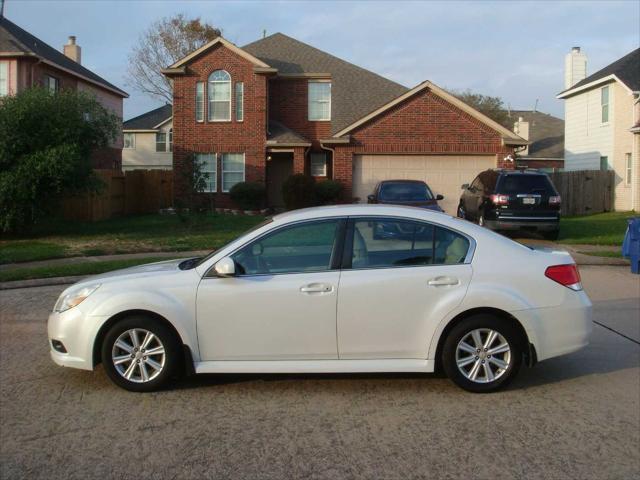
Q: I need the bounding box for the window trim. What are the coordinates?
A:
[308,80,331,121]
[196,81,205,122]
[601,85,610,124]
[155,132,167,152]
[235,82,244,122]
[310,152,328,176]
[341,216,476,270]
[123,132,136,150]
[207,218,347,278]
[208,69,232,122]
[0,61,8,96]
[221,152,246,193]
[625,153,632,185]
[197,152,218,193]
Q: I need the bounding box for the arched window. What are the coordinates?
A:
[208,70,231,121]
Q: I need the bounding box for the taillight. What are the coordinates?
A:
[549,195,561,205]
[490,194,509,205]
[545,264,582,291]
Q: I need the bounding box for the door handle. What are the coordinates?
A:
[428,276,459,287]
[300,283,333,293]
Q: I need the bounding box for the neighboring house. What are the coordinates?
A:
[122,104,173,171]
[162,33,526,212]
[509,110,564,170]
[558,47,639,211]
[0,16,128,169]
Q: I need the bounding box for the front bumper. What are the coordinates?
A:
[516,289,593,362]
[485,218,559,232]
[48,307,103,371]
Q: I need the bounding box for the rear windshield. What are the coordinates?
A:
[379,183,433,201]
[497,175,555,195]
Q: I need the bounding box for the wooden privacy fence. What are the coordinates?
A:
[61,169,173,222]
[547,170,614,216]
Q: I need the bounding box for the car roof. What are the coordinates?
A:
[272,204,448,223]
[378,179,427,184]
[493,169,547,176]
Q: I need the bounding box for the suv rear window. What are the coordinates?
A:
[379,183,433,201]
[497,175,555,195]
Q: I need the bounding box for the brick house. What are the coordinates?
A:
[0,16,128,169]
[163,33,526,212]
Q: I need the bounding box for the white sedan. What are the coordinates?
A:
[48,205,592,393]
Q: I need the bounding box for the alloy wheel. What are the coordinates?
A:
[455,328,511,383]
[111,328,166,383]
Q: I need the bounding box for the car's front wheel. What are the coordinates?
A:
[101,315,182,392]
[442,314,523,393]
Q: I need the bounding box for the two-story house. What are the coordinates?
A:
[122,104,173,171]
[163,33,526,212]
[0,16,128,169]
[558,47,639,211]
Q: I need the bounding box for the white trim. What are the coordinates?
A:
[221,153,246,193]
[152,116,173,129]
[123,129,158,133]
[333,80,525,143]
[38,58,128,97]
[169,37,270,69]
[557,74,632,99]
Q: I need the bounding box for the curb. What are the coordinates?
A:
[0,275,86,291]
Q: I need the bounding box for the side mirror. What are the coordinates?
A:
[461,183,469,190]
[436,194,444,201]
[367,194,376,203]
[214,257,236,277]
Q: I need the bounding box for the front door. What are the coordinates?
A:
[266,153,293,208]
[337,217,473,359]
[196,218,345,360]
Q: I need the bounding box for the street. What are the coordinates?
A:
[1,266,638,479]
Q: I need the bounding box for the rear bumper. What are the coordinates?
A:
[485,218,559,232]
[515,290,593,362]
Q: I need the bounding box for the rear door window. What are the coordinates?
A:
[497,175,555,195]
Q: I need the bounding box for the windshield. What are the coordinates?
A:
[379,183,433,201]
[190,218,274,269]
[497,175,555,195]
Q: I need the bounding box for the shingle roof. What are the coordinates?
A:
[243,33,408,135]
[560,48,639,95]
[123,104,172,130]
[508,110,564,159]
[0,16,127,97]
[267,120,310,145]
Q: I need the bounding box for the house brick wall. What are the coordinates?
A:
[332,88,515,199]
[171,44,268,207]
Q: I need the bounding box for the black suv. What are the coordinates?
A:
[457,169,561,239]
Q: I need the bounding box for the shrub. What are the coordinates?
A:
[230,182,266,210]
[315,180,344,205]
[282,174,316,210]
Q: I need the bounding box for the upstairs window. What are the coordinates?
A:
[43,74,59,94]
[208,70,231,121]
[308,81,331,121]
[601,86,609,123]
[235,82,244,122]
[196,82,205,122]
[123,133,135,149]
[156,132,167,152]
[0,62,8,96]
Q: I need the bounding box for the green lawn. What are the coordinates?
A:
[0,257,178,282]
[0,213,265,264]
[559,211,636,246]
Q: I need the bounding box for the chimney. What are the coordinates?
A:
[514,116,530,156]
[564,46,587,89]
[63,36,81,64]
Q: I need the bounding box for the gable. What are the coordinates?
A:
[168,37,270,70]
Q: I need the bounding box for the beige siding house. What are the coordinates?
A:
[122,104,173,171]
[558,47,639,211]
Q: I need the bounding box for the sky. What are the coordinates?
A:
[4,0,639,121]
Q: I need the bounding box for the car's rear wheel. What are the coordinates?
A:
[442,314,522,393]
[101,315,182,392]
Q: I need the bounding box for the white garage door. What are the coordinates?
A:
[353,154,496,214]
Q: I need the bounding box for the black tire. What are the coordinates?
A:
[442,314,523,393]
[542,229,560,241]
[101,315,182,392]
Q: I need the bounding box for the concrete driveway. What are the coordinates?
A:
[1,266,638,479]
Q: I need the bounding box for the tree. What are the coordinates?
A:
[450,89,511,128]
[126,14,222,102]
[0,88,119,233]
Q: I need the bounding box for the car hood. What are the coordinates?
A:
[81,258,188,284]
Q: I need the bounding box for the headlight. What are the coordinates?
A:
[54,284,100,313]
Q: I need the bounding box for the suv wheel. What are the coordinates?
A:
[442,314,523,393]
[101,315,182,392]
